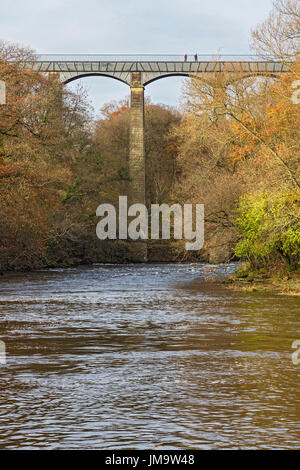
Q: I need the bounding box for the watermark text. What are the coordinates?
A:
[292,340,300,366]
[0,80,6,105]
[291,80,300,105]
[96,196,204,251]
[0,341,6,365]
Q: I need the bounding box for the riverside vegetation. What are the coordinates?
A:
[0,0,299,294]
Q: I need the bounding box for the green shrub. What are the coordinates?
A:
[234,190,300,266]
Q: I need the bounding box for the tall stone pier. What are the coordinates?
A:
[129,72,147,261]
[129,72,145,205]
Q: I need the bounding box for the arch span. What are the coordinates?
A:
[227,72,280,83]
[143,73,209,87]
[143,71,281,87]
[144,73,190,86]
[63,73,130,86]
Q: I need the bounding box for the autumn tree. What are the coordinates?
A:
[0,40,92,270]
[251,0,300,62]
[171,25,300,266]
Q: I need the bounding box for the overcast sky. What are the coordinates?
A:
[1,0,274,115]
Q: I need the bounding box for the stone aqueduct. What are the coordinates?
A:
[19,54,286,260]
[25,55,285,203]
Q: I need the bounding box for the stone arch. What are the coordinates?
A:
[143,73,190,86]
[143,72,210,87]
[63,73,130,86]
[227,72,280,84]
[143,71,281,88]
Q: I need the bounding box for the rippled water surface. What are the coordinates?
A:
[0,263,299,449]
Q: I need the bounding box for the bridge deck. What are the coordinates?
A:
[34,54,277,62]
[23,55,287,86]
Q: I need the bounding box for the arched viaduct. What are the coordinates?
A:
[22,55,287,260]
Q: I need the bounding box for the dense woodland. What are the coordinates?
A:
[0,0,299,286]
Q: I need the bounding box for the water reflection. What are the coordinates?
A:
[0,263,299,449]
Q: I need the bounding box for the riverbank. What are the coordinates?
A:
[0,239,227,273]
[223,263,300,296]
[1,239,298,296]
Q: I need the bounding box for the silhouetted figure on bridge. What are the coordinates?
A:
[184,54,187,61]
[194,54,198,61]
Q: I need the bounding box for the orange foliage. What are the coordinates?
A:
[229,62,300,175]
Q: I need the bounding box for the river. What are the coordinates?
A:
[0,263,299,449]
